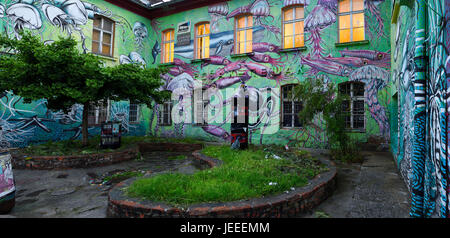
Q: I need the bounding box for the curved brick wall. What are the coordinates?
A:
[11,142,204,170]
[107,152,337,218]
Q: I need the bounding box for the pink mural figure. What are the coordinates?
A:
[282,0,310,7]
[208,3,229,33]
[0,153,14,200]
[366,0,386,39]
[304,0,337,57]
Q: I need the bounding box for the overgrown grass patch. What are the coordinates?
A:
[127,145,328,207]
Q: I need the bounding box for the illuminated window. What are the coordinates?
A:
[338,0,365,43]
[281,84,302,128]
[195,23,210,59]
[92,16,115,57]
[162,29,174,63]
[235,15,253,54]
[283,6,305,49]
[339,82,365,130]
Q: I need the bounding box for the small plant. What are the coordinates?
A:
[293,77,362,163]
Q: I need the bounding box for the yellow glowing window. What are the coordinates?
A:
[162,29,174,63]
[195,23,210,59]
[283,6,305,49]
[235,15,253,54]
[338,0,365,43]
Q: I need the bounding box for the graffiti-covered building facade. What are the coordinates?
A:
[3,0,450,218]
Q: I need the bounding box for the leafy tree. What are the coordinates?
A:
[293,77,362,162]
[0,32,169,146]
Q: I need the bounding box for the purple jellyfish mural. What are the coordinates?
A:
[208,2,229,33]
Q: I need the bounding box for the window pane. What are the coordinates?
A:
[93,30,100,41]
[283,115,292,127]
[247,16,253,27]
[238,30,246,43]
[294,115,301,127]
[103,33,112,44]
[102,44,111,55]
[353,27,365,41]
[339,0,350,13]
[353,115,364,129]
[354,83,365,96]
[170,43,174,62]
[353,100,365,113]
[239,43,245,53]
[197,24,205,35]
[294,102,302,113]
[339,29,351,43]
[295,7,304,19]
[284,102,292,113]
[204,23,210,35]
[352,0,364,11]
[295,21,303,34]
[294,35,304,47]
[246,29,252,42]
[238,17,246,29]
[284,36,293,48]
[353,13,364,28]
[103,20,113,32]
[93,18,101,28]
[284,8,294,21]
[342,100,350,111]
[284,23,294,36]
[339,15,351,29]
[245,41,252,53]
[204,37,210,58]
[92,42,99,53]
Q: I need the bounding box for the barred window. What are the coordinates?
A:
[281,84,302,128]
[193,89,209,125]
[92,15,115,57]
[129,103,139,123]
[339,82,365,130]
[88,100,109,126]
[338,0,365,43]
[158,101,172,126]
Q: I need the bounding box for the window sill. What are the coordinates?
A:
[93,53,117,62]
[160,62,174,67]
[158,124,172,127]
[345,129,366,133]
[279,47,307,53]
[335,40,369,48]
[230,52,254,58]
[280,127,303,130]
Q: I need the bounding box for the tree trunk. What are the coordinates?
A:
[82,102,89,146]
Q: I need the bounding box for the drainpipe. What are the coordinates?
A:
[410,0,428,218]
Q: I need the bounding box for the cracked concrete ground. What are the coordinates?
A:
[299,150,411,218]
[1,149,411,218]
[4,151,204,218]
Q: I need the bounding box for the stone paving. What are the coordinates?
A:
[5,151,204,218]
[1,149,411,218]
[298,150,411,218]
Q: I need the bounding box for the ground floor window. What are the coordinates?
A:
[193,89,209,125]
[339,82,365,130]
[129,103,139,123]
[158,101,172,126]
[281,84,302,128]
[88,100,109,126]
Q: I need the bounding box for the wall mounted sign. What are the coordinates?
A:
[176,21,191,46]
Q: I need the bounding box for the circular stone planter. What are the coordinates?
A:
[107,151,337,218]
[11,142,204,170]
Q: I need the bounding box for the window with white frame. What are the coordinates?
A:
[195,22,210,59]
[235,15,253,54]
[193,88,209,125]
[281,84,302,128]
[92,15,115,57]
[88,100,109,126]
[283,5,305,49]
[338,0,365,43]
[129,103,139,123]
[162,29,174,63]
[339,82,365,130]
[158,101,172,126]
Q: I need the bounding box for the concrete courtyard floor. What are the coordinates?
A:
[1,149,411,218]
[299,150,411,218]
